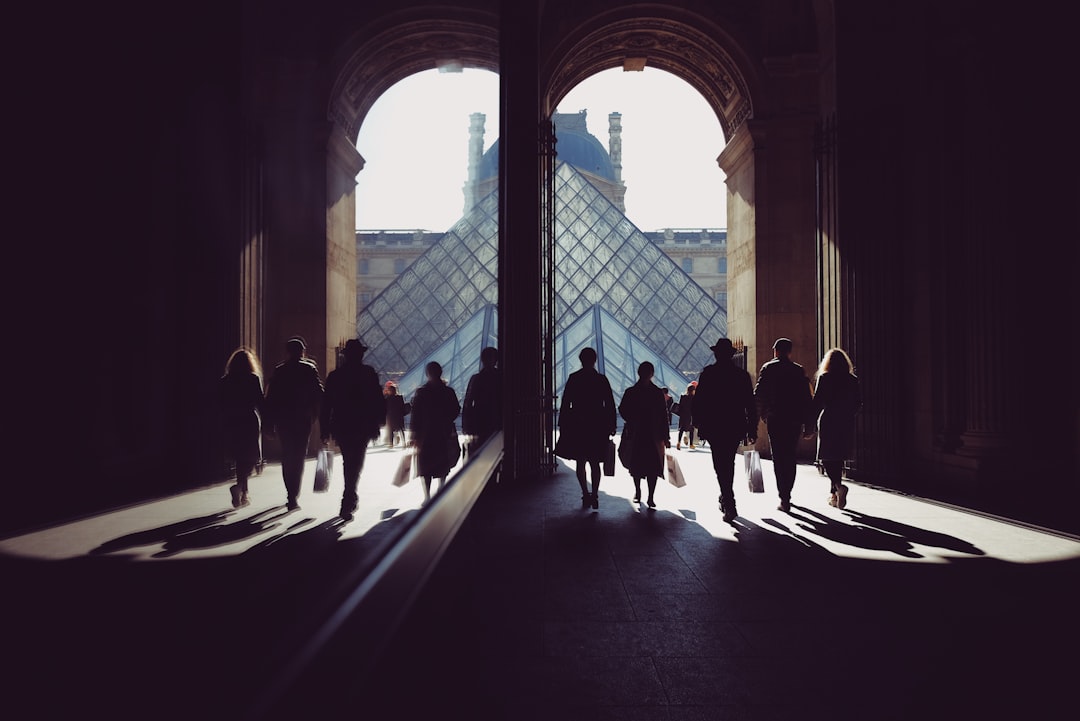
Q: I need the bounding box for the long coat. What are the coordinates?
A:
[219,371,264,466]
[410,380,461,478]
[812,371,861,461]
[754,357,813,430]
[320,362,385,445]
[676,391,696,432]
[384,394,408,433]
[618,380,668,478]
[692,359,758,446]
[265,358,323,437]
[557,367,616,462]
[461,367,501,442]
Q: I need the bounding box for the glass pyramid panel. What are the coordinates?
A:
[357,161,727,388]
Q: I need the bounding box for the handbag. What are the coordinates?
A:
[314,447,333,492]
[617,428,634,470]
[603,439,616,476]
[744,449,764,493]
[666,451,686,488]
[447,428,462,468]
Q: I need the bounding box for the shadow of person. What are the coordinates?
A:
[151,507,293,558]
[789,505,923,558]
[735,516,834,559]
[89,511,235,555]
[842,509,985,555]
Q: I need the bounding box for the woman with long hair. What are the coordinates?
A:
[812,348,861,509]
[219,347,265,508]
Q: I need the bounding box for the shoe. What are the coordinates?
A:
[836,484,848,509]
[827,492,838,507]
[582,494,591,508]
[647,499,656,509]
[287,499,300,511]
[777,500,791,512]
[676,444,681,450]
[722,508,737,523]
[229,485,241,508]
[591,494,599,510]
[240,491,250,507]
[339,510,354,521]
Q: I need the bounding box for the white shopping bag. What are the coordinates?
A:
[314,448,333,493]
[744,449,764,493]
[392,450,416,487]
[666,451,686,488]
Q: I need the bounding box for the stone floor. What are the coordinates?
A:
[2,442,1078,720]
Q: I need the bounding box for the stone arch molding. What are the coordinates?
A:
[545,18,753,141]
[329,17,499,141]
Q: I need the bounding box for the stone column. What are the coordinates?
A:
[607,112,626,212]
[499,0,543,481]
[326,128,365,368]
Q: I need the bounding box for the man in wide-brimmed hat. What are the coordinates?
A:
[693,338,758,522]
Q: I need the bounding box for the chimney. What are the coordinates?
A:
[463,112,486,213]
[608,112,626,213]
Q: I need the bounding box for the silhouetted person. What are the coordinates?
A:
[219,347,265,509]
[461,346,502,451]
[692,338,758,522]
[410,361,461,505]
[618,361,669,509]
[383,382,408,447]
[320,339,385,521]
[754,337,814,512]
[557,347,616,510]
[812,348,861,509]
[675,382,697,449]
[265,336,324,511]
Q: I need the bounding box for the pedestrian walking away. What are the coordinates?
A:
[618,361,669,509]
[693,338,758,522]
[320,339,386,521]
[219,347,265,509]
[811,348,861,510]
[753,337,814,512]
[555,347,616,510]
[409,362,461,505]
[264,335,324,511]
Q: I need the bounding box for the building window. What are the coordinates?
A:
[359,292,372,306]
[359,258,369,275]
[715,291,727,310]
[718,256,727,274]
[394,258,406,274]
[681,257,693,273]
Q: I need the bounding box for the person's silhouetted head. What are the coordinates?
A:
[687,382,696,395]
[425,361,443,382]
[480,346,499,369]
[710,337,736,361]
[637,361,654,381]
[225,348,261,379]
[579,347,598,369]
[385,382,398,396]
[286,335,306,361]
[818,348,854,377]
[343,338,367,364]
[773,337,793,358]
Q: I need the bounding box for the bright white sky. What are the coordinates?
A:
[354,66,727,232]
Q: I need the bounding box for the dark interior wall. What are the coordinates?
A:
[834,1,1080,524]
[6,3,246,533]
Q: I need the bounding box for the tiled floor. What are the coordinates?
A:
[2,442,1078,720]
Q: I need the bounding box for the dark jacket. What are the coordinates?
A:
[410,380,461,477]
[618,380,668,477]
[557,367,616,462]
[265,358,323,436]
[692,359,758,445]
[320,361,385,445]
[461,367,501,442]
[812,371,861,461]
[754,357,813,429]
[675,391,696,432]
[219,371,264,465]
[384,394,408,433]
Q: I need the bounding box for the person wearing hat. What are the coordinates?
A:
[753,337,814,512]
[692,338,758,522]
[265,335,324,511]
[320,339,385,521]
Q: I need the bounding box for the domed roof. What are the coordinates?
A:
[476,111,617,182]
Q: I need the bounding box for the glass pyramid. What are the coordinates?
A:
[357,160,727,393]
